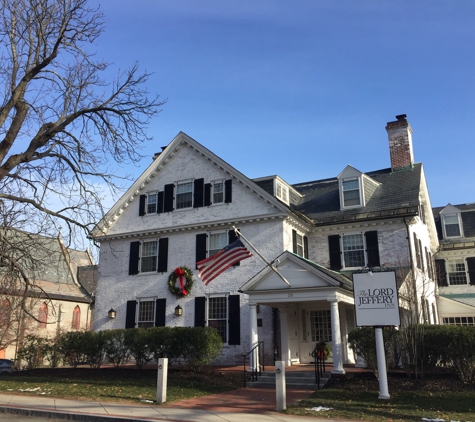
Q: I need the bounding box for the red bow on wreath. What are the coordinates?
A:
[174,267,188,296]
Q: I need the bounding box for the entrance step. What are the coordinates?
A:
[247,370,331,390]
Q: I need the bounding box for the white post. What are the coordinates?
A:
[156,358,168,404]
[375,327,390,399]
[275,361,286,411]
[249,303,259,371]
[329,299,345,374]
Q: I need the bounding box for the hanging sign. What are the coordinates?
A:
[353,271,400,327]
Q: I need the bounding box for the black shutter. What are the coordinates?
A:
[304,236,309,259]
[155,298,166,327]
[365,231,380,267]
[196,233,208,268]
[139,195,146,216]
[328,235,342,270]
[125,300,137,329]
[225,179,232,203]
[157,238,168,272]
[229,229,239,266]
[292,230,297,254]
[435,259,447,287]
[228,295,240,345]
[204,183,212,206]
[194,297,206,327]
[419,240,425,272]
[157,191,164,214]
[194,178,204,208]
[129,241,140,275]
[413,233,421,269]
[164,184,174,212]
[466,257,475,285]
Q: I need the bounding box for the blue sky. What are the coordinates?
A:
[95,1,475,208]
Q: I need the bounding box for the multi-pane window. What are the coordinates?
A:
[147,193,157,214]
[443,316,475,326]
[447,260,467,285]
[141,240,157,272]
[208,296,227,342]
[443,214,461,238]
[342,178,360,207]
[342,234,365,268]
[295,233,304,257]
[212,181,224,204]
[276,180,289,204]
[138,300,155,328]
[176,181,193,209]
[309,310,332,342]
[209,232,227,257]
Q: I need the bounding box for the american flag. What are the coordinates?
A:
[197,239,253,285]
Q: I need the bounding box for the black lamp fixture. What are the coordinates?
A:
[108,308,116,319]
[174,305,183,316]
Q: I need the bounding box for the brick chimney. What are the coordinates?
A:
[386,114,414,171]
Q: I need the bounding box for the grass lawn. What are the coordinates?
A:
[0,367,243,404]
[286,371,475,422]
[0,367,474,422]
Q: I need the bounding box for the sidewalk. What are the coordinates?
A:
[0,387,354,422]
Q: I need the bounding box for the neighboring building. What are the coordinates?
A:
[92,114,438,374]
[433,203,475,325]
[0,230,96,360]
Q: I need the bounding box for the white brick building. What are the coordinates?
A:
[93,114,439,373]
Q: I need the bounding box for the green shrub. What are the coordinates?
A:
[442,325,475,383]
[57,331,87,368]
[82,331,107,368]
[348,327,396,378]
[103,329,130,367]
[124,328,152,369]
[180,327,223,371]
[17,335,48,369]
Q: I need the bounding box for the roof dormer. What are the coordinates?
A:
[252,175,303,206]
[439,204,463,239]
[337,165,380,210]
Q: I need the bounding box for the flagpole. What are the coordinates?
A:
[232,226,291,287]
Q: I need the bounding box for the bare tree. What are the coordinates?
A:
[0,0,165,245]
[0,0,164,352]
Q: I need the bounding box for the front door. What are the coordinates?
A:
[299,307,333,363]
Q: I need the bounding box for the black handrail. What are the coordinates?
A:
[242,341,264,387]
[311,342,326,390]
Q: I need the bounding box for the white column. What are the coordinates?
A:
[249,303,259,371]
[279,311,291,366]
[329,299,345,374]
[275,361,286,411]
[375,327,390,399]
[156,358,168,404]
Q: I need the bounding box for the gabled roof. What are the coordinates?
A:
[92,132,291,238]
[290,164,423,225]
[240,250,352,292]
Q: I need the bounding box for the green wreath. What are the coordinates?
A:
[168,266,194,298]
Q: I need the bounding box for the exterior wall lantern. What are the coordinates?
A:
[174,305,183,316]
[108,308,116,319]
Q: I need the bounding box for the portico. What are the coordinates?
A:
[240,251,355,375]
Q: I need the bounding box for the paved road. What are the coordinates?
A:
[0,414,62,421]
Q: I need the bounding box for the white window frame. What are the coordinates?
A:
[136,298,156,328]
[341,232,367,269]
[295,232,304,257]
[140,239,158,273]
[443,316,475,326]
[176,180,193,210]
[341,177,362,208]
[208,230,228,257]
[275,180,289,205]
[442,213,463,239]
[447,259,468,285]
[212,180,225,205]
[146,192,157,214]
[206,293,229,344]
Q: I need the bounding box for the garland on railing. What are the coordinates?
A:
[168,266,194,298]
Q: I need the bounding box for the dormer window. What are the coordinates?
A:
[342,178,361,207]
[443,214,461,238]
[276,180,289,205]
